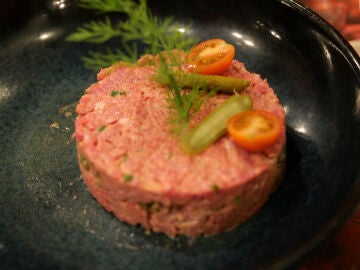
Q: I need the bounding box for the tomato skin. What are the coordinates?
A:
[185,39,235,75]
[227,110,282,151]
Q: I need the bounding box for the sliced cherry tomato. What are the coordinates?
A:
[227,110,282,152]
[185,39,235,75]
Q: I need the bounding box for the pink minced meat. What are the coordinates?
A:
[74,60,286,238]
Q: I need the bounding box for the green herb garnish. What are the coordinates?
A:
[156,55,208,134]
[124,174,133,182]
[66,0,196,71]
[120,153,129,163]
[110,90,126,96]
[211,184,220,192]
[67,0,236,153]
[66,0,207,137]
[98,125,107,131]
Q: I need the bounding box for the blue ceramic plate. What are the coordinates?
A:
[0,0,359,269]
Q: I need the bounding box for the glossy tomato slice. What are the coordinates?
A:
[185,39,235,75]
[227,110,282,151]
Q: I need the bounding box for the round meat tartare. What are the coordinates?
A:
[74,58,286,238]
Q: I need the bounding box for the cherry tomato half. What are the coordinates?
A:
[227,110,282,152]
[185,39,235,75]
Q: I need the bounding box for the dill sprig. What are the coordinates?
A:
[77,0,137,13]
[67,0,209,135]
[81,44,139,71]
[66,16,122,44]
[66,0,196,70]
[156,55,208,133]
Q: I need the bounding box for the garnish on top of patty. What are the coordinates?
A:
[67,0,282,154]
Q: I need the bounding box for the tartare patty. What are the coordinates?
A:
[74,60,286,237]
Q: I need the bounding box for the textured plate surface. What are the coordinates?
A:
[0,0,360,269]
